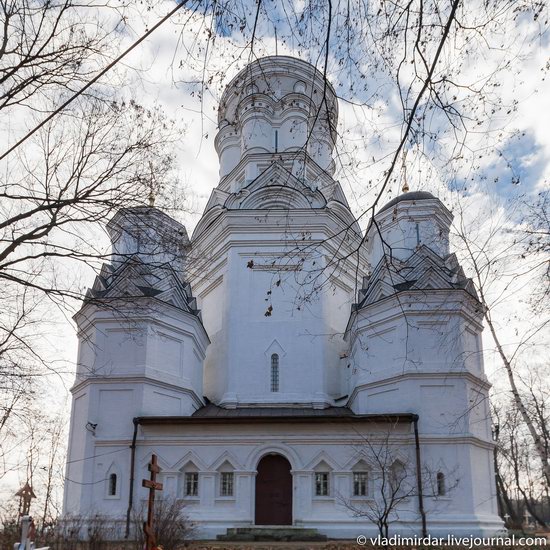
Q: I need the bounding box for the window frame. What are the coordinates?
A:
[314,471,330,497]
[105,470,120,499]
[270,353,279,392]
[220,471,234,497]
[436,472,446,497]
[353,471,369,497]
[184,471,199,497]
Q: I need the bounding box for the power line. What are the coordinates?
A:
[0,0,189,162]
[66,447,127,465]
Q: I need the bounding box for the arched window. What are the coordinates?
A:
[108,473,117,496]
[437,472,446,496]
[271,353,279,392]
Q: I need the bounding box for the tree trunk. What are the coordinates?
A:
[494,446,519,525]
[485,308,550,488]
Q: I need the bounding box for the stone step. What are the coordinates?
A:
[227,527,321,535]
[217,527,328,542]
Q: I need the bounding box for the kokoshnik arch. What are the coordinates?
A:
[63,56,503,539]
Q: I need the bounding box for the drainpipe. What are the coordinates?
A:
[125,417,140,539]
[413,415,427,537]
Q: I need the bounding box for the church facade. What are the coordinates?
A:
[63,56,503,539]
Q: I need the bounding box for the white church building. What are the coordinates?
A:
[63,56,503,540]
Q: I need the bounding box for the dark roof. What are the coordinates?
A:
[136,403,417,425]
[192,403,356,418]
[379,191,436,213]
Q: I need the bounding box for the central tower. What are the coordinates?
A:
[215,56,338,185]
[190,56,367,408]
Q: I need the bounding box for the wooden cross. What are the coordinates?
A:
[15,483,36,517]
[142,454,163,550]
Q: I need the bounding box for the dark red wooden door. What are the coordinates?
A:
[255,454,292,525]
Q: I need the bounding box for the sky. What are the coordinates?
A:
[1,0,549,502]
[119,0,550,381]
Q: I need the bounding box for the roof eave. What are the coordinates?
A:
[135,412,418,426]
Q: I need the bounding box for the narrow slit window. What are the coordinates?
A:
[271,353,279,392]
[108,473,117,496]
[437,472,446,496]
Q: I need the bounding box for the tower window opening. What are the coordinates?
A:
[271,353,279,392]
[274,130,278,152]
[437,472,446,496]
[108,473,117,496]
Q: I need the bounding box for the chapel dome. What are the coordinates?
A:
[217,55,338,126]
[215,56,338,179]
[379,191,436,213]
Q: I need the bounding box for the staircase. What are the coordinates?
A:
[217,527,328,542]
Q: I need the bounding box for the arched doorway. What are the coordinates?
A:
[255,454,292,525]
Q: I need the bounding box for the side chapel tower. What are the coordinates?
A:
[346,192,498,528]
[64,208,208,513]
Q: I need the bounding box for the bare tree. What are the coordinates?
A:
[495,397,548,528]
[0,7,191,523]
[0,0,547,530]
[339,429,458,538]
[454,194,550,491]
[132,498,195,549]
[492,402,522,528]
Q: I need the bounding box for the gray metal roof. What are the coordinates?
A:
[136,404,417,425]
[379,191,436,213]
[192,403,356,418]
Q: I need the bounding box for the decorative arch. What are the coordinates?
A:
[351,459,370,472]
[293,81,307,93]
[237,92,277,114]
[237,186,318,210]
[264,339,286,358]
[313,459,333,472]
[172,451,207,472]
[223,162,327,211]
[209,450,242,472]
[327,200,362,234]
[139,451,170,472]
[304,450,341,472]
[245,443,301,471]
[191,204,224,238]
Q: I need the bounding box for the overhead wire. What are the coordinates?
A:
[0,0,189,162]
